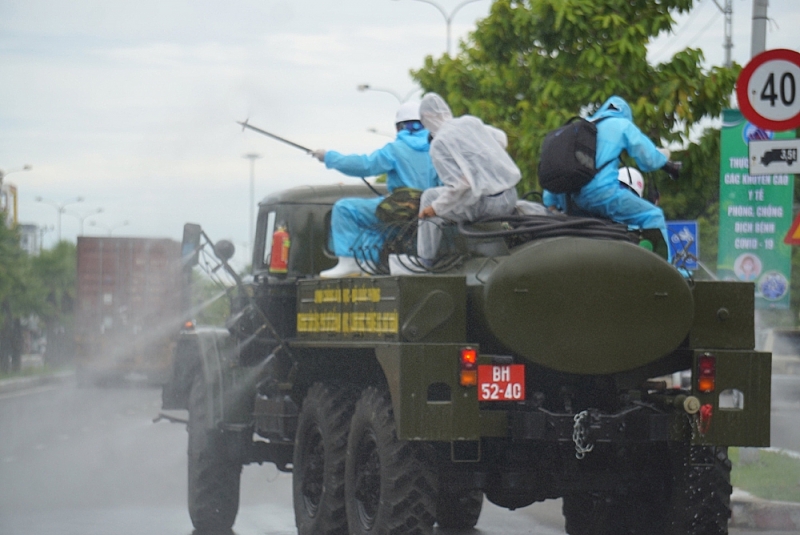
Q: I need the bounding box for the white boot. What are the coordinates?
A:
[320,256,365,278]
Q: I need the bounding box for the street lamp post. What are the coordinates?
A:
[89,220,129,236]
[0,164,32,188]
[243,153,262,251]
[35,196,84,242]
[357,84,420,103]
[37,225,54,253]
[64,207,103,236]
[392,0,487,55]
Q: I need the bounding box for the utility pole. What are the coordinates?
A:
[751,0,769,58]
[712,0,734,68]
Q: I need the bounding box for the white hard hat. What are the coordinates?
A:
[618,167,645,197]
[395,101,421,124]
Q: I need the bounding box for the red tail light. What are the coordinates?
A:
[460,347,478,386]
[697,354,716,393]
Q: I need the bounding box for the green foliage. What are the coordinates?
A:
[190,271,231,327]
[0,222,76,360]
[730,448,800,503]
[656,128,722,272]
[412,0,740,192]
[0,219,43,317]
[30,241,77,324]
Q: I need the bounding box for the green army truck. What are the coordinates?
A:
[162,183,771,535]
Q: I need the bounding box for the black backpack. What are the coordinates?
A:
[538,116,611,194]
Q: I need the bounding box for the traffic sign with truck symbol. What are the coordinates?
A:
[749,138,800,175]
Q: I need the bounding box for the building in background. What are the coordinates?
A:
[18,223,41,255]
[1,182,43,255]
[1,182,18,226]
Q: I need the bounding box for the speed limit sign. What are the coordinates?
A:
[737,48,800,131]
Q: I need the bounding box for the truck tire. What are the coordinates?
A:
[344,386,436,535]
[293,382,359,535]
[562,445,732,535]
[187,374,242,532]
[436,489,483,529]
[667,445,732,535]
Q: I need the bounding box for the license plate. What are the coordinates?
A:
[477,364,525,401]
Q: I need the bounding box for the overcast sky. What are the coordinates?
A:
[1,0,798,262]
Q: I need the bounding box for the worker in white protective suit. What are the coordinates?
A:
[416,93,520,262]
[312,101,439,278]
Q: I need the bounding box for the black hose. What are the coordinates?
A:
[457,214,632,241]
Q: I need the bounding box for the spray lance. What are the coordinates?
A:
[237,119,383,197]
[238,119,314,154]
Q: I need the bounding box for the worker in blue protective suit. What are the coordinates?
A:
[542,190,567,213]
[545,96,673,257]
[312,101,440,277]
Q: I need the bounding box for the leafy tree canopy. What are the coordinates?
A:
[30,241,77,323]
[0,218,43,318]
[412,0,740,192]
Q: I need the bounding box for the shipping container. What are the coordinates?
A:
[75,237,184,384]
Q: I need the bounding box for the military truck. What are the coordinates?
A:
[162,183,770,535]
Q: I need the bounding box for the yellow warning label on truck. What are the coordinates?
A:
[297,312,398,334]
[313,288,381,304]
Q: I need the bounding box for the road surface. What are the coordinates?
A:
[772,373,800,451]
[0,379,792,535]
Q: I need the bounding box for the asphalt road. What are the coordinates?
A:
[0,379,793,535]
[772,373,800,451]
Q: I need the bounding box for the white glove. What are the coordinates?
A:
[312,149,326,162]
[658,148,671,160]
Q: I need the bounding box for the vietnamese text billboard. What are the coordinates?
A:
[717,109,795,309]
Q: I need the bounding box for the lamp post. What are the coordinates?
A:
[35,195,84,242]
[89,220,129,236]
[243,153,262,250]
[392,0,487,55]
[0,164,32,188]
[37,225,54,253]
[357,84,420,103]
[64,207,104,236]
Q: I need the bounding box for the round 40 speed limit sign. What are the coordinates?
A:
[737,48,800,131]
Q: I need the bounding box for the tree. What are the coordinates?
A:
[30,241,77,366]
[0,218,44,372]
[412,0,739,193]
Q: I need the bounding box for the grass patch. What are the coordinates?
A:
[0,364,57,382]
[730,447,800,502]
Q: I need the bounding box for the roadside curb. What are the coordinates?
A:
[0,370,74,395]
[731,488,800,531]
